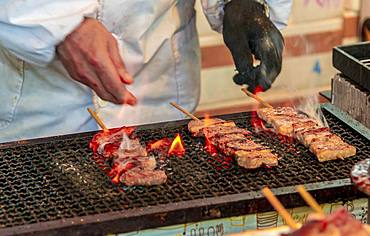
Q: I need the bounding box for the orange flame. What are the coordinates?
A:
[112,172,121,184]
[202,114,218,156]
[204,114,213,127]
[147,138,172,152]
[205,136,218,156]
[109,162,135,185]
[168,134,185,157]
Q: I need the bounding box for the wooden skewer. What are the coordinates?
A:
[87,107,108,132]
[262,187,300,229]
[170,102,200,121]
[296,185,324,215]
[241,88,273,108]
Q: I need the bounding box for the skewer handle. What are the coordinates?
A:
[262,187,299,229]
[170,102,200,121]
[87,107,108,132]
[241,88,273,108]
[296,185,324,215]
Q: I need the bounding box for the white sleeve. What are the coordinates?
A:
[200,0,225,33]
[0,0,99,66]
[266,0,292,29]
[200,0,292,33]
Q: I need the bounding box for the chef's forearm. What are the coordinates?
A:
[0,0,98,66]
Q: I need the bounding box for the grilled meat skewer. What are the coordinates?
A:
[90,127,167,186]
[188,118,278,169]
[188,118,236,137]
[257,107,356,162]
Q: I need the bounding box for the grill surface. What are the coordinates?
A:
[0,110,369,235]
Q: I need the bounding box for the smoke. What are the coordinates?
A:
[279,33,329,127]
[297,96,329,127]
[119,132,133,151]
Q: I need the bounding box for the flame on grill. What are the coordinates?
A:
[89,126,135,155]
[203,114,219,156]
[250,85,268,131]
[112,171,121,184]
[110,162,135,185]
[204,114,212,126]
[205,136,218,156]
[147,138,172,152]
[168,134,185,157]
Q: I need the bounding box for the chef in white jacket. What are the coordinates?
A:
[0,0,291,143]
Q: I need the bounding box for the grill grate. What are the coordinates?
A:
[0,110,369,235]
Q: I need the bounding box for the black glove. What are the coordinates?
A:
[223,0,284,92]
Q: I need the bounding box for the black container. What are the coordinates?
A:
[333,42,370,91]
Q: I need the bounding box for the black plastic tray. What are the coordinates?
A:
[333,42,370,91]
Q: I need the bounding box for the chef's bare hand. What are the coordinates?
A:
[57,18,136,105]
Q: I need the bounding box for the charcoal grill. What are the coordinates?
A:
[333,42,370,91]
[0,109,369,236]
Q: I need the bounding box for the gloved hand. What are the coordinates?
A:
[223,0,284,92]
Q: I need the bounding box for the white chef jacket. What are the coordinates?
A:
[0,0,292,143]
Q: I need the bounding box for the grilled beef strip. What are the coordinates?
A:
[121,169,167,186]
[189,118,278,169]
[91,128,167,186]
[236,150,278,169]
[257,107,356,161]
[188,118,236,137]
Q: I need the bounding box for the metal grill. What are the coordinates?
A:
[0,109,369,235]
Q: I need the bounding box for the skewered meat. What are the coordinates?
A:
[113,156,157,171]
[295,127,332,147]
[224,140,265,156]
[90,127,135,158]
[189,118,278,169]
[121,169,167,186]
[309,140,357,162]
[90,127,167,186]
[270,115,313,137]
[113,138,148,158]
[257,107,356,162]
[257,107,297,123]
[214,133,248,149]
[292,120,319,139]
[236,150,278,169]
[283,219,340,236]
[203,126,250,139]
[188,118,236,136]
[282,208,370,236]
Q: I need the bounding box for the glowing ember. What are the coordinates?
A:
[112,172,121,184]
[205,136,218,156]
[202,114,219,156]
[147,138,172,153]
[110,162,135,185]
[250,85,269,131]
[89,126,135,154]
[251,111,265,129]
[254,85,264,94]
[168,134,185,157]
